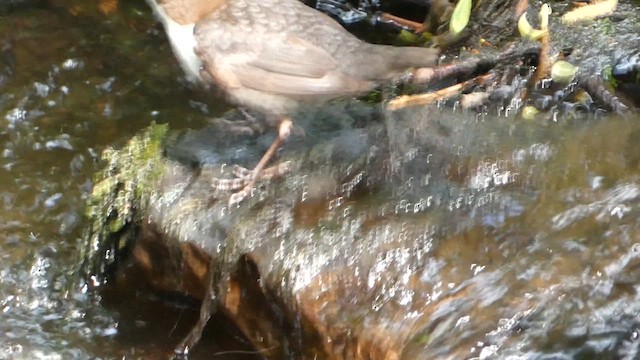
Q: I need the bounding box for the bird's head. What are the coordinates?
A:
[153,0,228,25]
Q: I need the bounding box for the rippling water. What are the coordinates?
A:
[0,1,251,358]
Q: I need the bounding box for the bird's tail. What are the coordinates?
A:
[364,45,439,81]
[385,45,440,70]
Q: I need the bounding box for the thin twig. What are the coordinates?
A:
[514,0,529,21]
[531,5,552,83]
[577,74,631,115]
[212,344,280,357]
[379,13,424,32]
[562,0,618,24]
[387,74,492,110]
[411,42,540,85]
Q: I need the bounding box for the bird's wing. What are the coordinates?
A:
[251,35,337,79]
[238,35,373,95]
[196,27,373,96]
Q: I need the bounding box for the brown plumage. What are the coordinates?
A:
[147,0,439,205]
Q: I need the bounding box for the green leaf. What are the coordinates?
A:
[551,60,578,84]
[518,13,547,40]
[521,105,539,120]
[449,0,472,35]
[398,29,420,44]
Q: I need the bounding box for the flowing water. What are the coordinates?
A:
[0,1,256,358]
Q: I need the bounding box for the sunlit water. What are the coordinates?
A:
[1,0,640,359]
[0,1,248,358]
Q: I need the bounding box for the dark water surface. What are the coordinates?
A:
[0,1,255,358]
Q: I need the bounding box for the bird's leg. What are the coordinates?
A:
[232,162,292,183]
[211,162,291,192]
[228,117,293,206]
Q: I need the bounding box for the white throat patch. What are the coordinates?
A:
[146,0,202,82]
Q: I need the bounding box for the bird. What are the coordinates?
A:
[146,0,439,205]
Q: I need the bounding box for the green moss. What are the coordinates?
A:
[602,65,618,88]
[363,90,383,104]
[81,122,170,283]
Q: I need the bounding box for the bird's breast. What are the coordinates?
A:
[146,0,202,82]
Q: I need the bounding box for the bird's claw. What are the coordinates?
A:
[212,161,293,206]
[228,187,251,207]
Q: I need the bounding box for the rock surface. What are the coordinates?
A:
[80,0,640,357]
[82,94,640,358]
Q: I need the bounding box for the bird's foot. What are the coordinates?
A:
[211,162,292,205]
[214,117,293,207]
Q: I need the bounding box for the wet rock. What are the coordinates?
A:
[77,0,640,355]
[78,103,476,356]
[82,105,640,359]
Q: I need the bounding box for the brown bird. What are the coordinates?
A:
[147,0,439,205]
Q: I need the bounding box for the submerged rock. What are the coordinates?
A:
[81,93,640,359]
